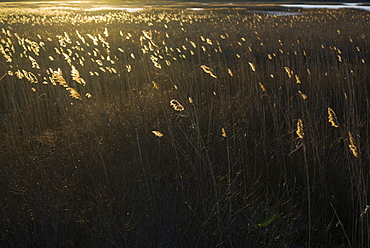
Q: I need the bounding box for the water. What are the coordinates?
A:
[1,1,369,13]
[282,3,370,12]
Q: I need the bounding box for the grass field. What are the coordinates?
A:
[0,4,369,247]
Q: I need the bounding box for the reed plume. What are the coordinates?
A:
[296,119,304,139]
[248,62,256,71]
[66,87,82,100]
[259,83,266,92]
[298,91,307,100]
[71,65,87,86]
[227,68,233,76]
[152,131,163,137]
[221,127,227,138]
[200,65,217,78]
[348,132,358,157]
[327,107,339,127]
[170,99,184,111]
[284,66,293,78]
[152,81,159,90]
[295,74,301,84]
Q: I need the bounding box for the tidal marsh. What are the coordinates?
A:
[0,4,369,247]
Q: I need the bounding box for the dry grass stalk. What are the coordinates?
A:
[360,205,370,217]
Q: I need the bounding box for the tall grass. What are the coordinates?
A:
[0,6,369,247]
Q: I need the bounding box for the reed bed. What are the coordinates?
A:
[0,6,369,247]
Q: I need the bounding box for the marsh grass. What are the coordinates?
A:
[0,6,369,247]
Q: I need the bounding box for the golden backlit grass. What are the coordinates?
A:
[0,6,369,247]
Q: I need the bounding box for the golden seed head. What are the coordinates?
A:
[227,68,233,76]
[66,87,82,100]
[327,107,339,127]
[295,74,301,84]
[296,119,304,139]
[152,131,163,137]
[259,83,266,92]
[152,81,159,90]
[200,65,217,78]
[221,127,227,138]
[284,67,293,78]
[170,99,184,111]
[248,62,256,72]
[298,91,307,100]
[348,132,358,157]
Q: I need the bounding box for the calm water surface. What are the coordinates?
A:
[0,1,369,13]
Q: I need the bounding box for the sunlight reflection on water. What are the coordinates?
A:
[0,1,369,13]
[41,6,145,12]
[0,1,146,12]
[281,3,370,12]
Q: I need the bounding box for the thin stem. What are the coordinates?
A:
[303,143,311,247]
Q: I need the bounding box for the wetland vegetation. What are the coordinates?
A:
[0,3,369,247]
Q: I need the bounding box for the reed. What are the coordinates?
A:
[0,5,369,247]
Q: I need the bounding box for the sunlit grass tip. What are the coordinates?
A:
[200,65,217,78]
[348,132,358,157]
[221,127,227,138]
[170,99,184,112]
[327,107,339,127]
[152,131,163,137]
[296,119,304,139]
